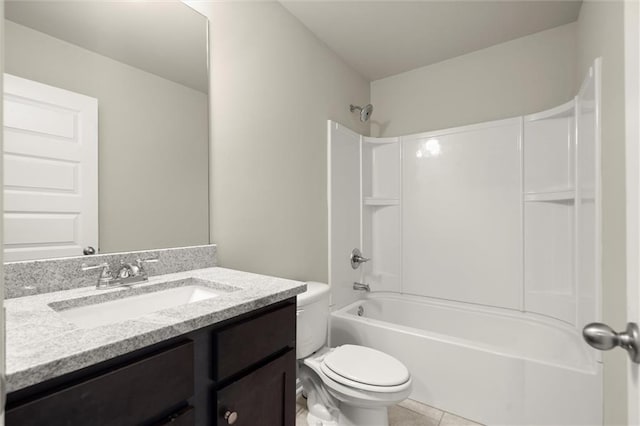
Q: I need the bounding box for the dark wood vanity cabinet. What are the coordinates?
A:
[6,299,297,426]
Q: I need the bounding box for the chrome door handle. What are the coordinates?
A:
[350,248,370,269]
[583,322,640,363]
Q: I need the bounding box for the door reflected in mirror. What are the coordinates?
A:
[3,1,210,261]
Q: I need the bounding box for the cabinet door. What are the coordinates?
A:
[214,302,295,381]
[7,341,194,426]
[216,349,295,426]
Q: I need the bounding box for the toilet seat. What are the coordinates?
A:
[319,345,411,393]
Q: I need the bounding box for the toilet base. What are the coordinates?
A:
[304,400,390,426]
[307,411,338,426]
[339,405,389,426]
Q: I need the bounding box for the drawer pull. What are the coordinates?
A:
[224,410,238,424]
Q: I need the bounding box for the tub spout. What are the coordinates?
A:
[353,282,370,292]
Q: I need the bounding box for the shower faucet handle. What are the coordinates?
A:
[350,248,370,269]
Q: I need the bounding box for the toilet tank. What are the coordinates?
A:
[296,282,330,359]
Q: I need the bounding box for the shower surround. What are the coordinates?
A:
[327,60,602,424]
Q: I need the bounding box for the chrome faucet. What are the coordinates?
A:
[353,282,370,292]
[82,257,159,290]
[117,262,139,279]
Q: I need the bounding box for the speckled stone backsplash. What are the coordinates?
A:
[4,245,217,299]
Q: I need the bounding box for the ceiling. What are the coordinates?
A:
[5,1,209,93]
[280,1,583,81]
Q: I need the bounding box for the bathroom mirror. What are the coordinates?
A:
[2,1,210,261]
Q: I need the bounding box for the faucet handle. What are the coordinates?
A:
[350,248,370,269]
[81,262,109,272]
[81,262,113,288]
[136,257,159,274]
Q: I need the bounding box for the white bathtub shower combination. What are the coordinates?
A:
[327,60,602,425]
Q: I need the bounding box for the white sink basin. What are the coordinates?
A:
[56,285,224,329]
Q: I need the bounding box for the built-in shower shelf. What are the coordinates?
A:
[364,197,400,206]
[524,190,575,202]
[363,136,399,145]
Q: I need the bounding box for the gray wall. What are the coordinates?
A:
[576,1,627,424]
[190,2,370,283]
[370,23,577,136]
[4,20,209,254]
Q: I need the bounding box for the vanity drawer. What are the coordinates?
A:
[7,340,194,426]
[213,302,295,380]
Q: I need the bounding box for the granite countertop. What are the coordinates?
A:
[5,267,306,392]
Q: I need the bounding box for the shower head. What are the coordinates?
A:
[350,104,374,122]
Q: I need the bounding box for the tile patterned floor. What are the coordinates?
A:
[296,395,484,426]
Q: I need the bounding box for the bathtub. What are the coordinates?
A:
[330,293,602,426]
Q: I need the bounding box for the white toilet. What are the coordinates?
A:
[297,282,412,426]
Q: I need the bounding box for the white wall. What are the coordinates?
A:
[4,20,210,254]
[575,1,627,424]
[190,2,370,283]
[370,23,577,136]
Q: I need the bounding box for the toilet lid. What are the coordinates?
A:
[321,345,410,387]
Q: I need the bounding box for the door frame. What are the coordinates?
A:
[625,0,640,423]
[1,3,6,424]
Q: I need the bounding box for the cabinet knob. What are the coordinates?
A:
[224,410,238,424]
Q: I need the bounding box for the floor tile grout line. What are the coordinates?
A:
[398,403,444,420]
[398,399,447,421]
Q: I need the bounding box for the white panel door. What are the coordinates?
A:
[402,118,523,309]
[3,74,98,261]
[328,121,362,310]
